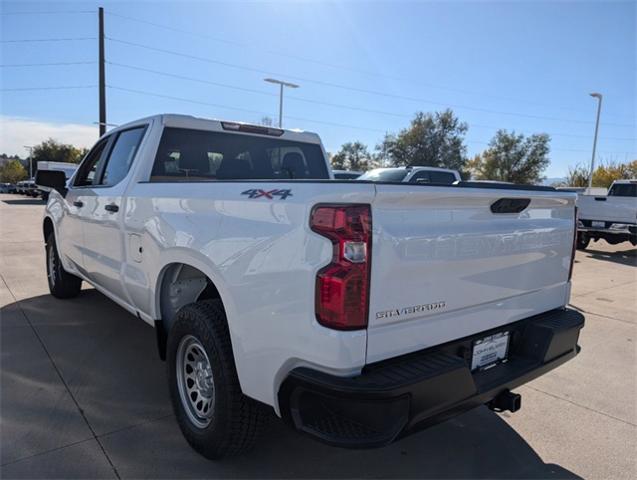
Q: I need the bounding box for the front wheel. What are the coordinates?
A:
[166,299,266,459]
[46,233,82,298]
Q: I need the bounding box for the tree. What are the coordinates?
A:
[260,116,274,127]
[377,110,468,173]
[331,142,372,171]
[469,130,550,184]
[31,138,86,172]
[0,159,28,184]
[565,164,589,187]
[564,159,637,188]
[592,160,637,188]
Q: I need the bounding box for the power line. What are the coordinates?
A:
[0,61,96,67]
[106,84,637,156]
[105,37,635,129]
[1,85,96,92]
[107,61,277,98]
[0,37,96,43]
[104,10,633,121]
[107,85,384,133]
[107,61,637,143]
[0,10,93,15]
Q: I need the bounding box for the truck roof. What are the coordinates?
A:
[109,114,323,145]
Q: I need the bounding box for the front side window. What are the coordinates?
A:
[150,127,329,181]
[74,139,108,186]
[100,127,146,186]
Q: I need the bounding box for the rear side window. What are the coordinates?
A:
[409,170,457,185]
[150,127,329,181]
[609,183,637,197]
[100,127,146,186]
[358,169,408,182]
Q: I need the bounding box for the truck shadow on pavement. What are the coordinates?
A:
[2,199,46,206]
[1,289,581,479]
[583,247,637,267]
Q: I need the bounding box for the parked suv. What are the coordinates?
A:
[358,166,461,184]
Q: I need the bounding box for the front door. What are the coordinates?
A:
[58,138,110,273]
[79,126,147,303]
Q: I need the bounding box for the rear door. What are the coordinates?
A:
[366,184,575,363]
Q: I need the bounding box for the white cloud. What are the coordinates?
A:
[0,116,98,156]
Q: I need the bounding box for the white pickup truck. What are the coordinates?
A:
[37,114,584,459]
[576,180,637,249]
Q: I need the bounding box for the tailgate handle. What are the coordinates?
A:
[490,198,530,214]
[594,197,607,201]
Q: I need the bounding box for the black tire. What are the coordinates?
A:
[46,233,82,298]
[576,233,590,250]
[167,299,266,459]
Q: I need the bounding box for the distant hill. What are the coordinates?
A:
[543,177,567,186]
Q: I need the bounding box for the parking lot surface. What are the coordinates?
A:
[1,193,635,479]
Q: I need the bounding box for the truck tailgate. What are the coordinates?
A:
[366,184,575,363]
[577,195,637,224]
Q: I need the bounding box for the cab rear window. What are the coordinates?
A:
[150,127,329,181]
[608,183,637,197]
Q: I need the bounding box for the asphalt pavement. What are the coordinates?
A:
[1,193,635,479]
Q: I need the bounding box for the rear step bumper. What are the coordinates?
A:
[278,308,584,448]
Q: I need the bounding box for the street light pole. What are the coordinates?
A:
[589,92,603,189]
[264,78,299,128]
[23,145,34,179]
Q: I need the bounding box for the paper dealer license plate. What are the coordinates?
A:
[471,331,510,371]
[591,221,605,228]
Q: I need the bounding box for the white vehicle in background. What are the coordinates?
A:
[332,169,363,180]
[36,161,79,200]
[576,180,637,249]
[358,166,461,184]
[37,114,584,459]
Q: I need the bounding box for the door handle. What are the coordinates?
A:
[73,200,84,208]
[104,203,119,213]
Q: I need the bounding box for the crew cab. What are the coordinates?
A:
[358,166,461,184]
[37,114,584,459]
[576,180,637,249]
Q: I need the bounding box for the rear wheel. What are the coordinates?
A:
[46,233,82,298]
[576,233,590,250]
[167,299,266,459]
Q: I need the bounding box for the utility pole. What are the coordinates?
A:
[588,92,603,189]
[263,78,299,128]
[98,7,106,137]
[23,146,34,179]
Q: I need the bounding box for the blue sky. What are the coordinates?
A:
[1,0,635,177]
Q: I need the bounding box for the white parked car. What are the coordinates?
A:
[37,114,584,459]
[576,179,637,249]
[358,166,461,184]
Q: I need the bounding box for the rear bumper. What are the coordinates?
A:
[278,308,584,448]
[578,221,637,244]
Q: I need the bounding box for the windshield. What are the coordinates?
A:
[358,168,408,182]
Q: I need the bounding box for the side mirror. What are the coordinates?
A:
[36,170,67,194]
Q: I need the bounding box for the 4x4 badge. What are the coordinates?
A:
[241,189,293,200]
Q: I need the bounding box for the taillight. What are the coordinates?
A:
[569,206,578,281]
[310,204,372,330]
